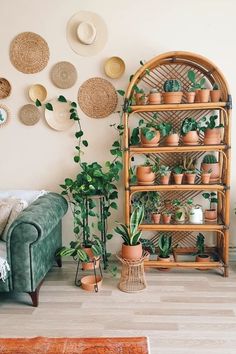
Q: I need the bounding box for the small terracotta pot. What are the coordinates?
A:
[210,90,221,102]
[136,166,155,185]
[185,173,197,184]
[148,92,161,104]
[160,173,171,185]
[196,255,210,271]
[140,129,160,147]
[122,243,143,260]
[82,247,100,270]
[205,209,217,221]
[135,93,148,105]
[196,89,210,103]
[81,275,103,292]
[182,131,199,145]
[201,162,220,182]
[201,173,211,184]
[173,173,184,185]
[165,133,179,146]
[151,213,161,224]
[162,214,171,224]
[157,256,171,271]
[162,92,183,104]
[204,128,222,145]
[185,91,196,103]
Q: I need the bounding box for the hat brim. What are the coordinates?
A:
[66,11,108,56]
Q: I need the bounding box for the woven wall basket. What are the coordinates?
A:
[78,77,118,118]
[10,32,50,74]
[0,78,11,99]
[19,104,41,126]
[51,61,77,89]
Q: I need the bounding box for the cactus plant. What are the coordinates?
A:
[196,233,206,256]
[158,234,172,258]
[202,154,218,164]
[163,79,182,92]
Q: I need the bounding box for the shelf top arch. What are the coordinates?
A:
[125,51,230,103]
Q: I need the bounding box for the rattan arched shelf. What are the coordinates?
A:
[122,51,231,276]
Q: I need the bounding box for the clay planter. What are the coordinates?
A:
[201,162,220,182]
[210,89,221,102]
[122,243,143,260]
[162,213,171,224]
[82,247,100,270]
[182,131,199,145]
[185,173,197,184]
[140,129,160,147]
[205,209,217,221]
[151,212,161,224]
[135,93,148,105]
[204,128,222,145]
[196,255,210,270]
[185,91,196,103]
[165,133,179,146]
[162,92,183,104]
[201,173,211,184]
[136,166,155,185]
[196,89,210,103]
[157,256,171,271]
[148,92,161,104]
[160,172,171,185]
[81,275,103,292]
[173,173,184,185]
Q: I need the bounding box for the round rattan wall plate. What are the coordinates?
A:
[0,78,11,99]
[28,84,47,102]
[19,104,41,126]
[44,98,75,131]
[0,104,10,127]
[51,61,77,89]
[104,57,125,79]
[78,77,118,118]
[10,32,50,74]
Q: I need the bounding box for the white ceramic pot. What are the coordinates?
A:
[189,205,203,224]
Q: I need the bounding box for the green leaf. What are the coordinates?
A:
[75,131,83,138]
[45,103,53,111]
[65,178,73,186]
[129,74,134,82]
[117,90,125,96]
[112,141,120,147]
[110,202,118,209]
[187,70,196,83]
[35,99,42,107]
[106,233,113,240]
[74,156,80,163]
[140,60,144,65]
[82,140,88,147]
[71,102,77,107]
[58,95,67,102]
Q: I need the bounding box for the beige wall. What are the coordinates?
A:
[1,0,235,253]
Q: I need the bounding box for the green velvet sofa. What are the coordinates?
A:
[0,192,68,306]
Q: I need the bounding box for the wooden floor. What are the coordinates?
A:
[1,262,236,354]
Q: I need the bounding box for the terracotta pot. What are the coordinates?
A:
[162,92,183,104]
[135,93,148,105]
[81,275,103,292]
[182,131,199,145]
[201,173,211,184]
[196,89,210,103]
[157,256,171,271]
[201,162,220,182]
[165,133,179,146]
[82,247,100,270]
[210,89,221,102]
[136,166,155,185]
[162,214,171,224]
[196,255,210,270]
[160,172,171,185]
[173,173,184,185]
[151,213,161,224]
[204,128,222,145]
[185,91,196,103]
[205,209,217,221]
[122,243,143,260]
[148,92,161,104]
[185,173,197,184]
[140,129,160,147]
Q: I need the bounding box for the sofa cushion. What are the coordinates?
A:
[0,201,13,237]
[0,190,48,205]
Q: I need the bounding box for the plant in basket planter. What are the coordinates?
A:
[172,198,193,223]
[132,191,161,224]
[172,165,185,185]
[195,233,210,266]
[201,154,220,183]
[181,117,200,145]
[139,116,161,147]
[162,79,183,104]
[182,156,198,184]
[148,88,161,105]
[200,115,224,145]
[187,70,210,103]
[159,121,180,146]
[136,157,159,185]
[202,192,218,222]
[210,83,221,102]
[115,206,144,260]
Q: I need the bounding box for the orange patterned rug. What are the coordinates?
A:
[0,337,149,353]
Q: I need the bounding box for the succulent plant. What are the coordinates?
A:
[202,154,218,164]
[212,83,220,90]
[163,79,182,92]
[181,156,197,172]
[158,234,172,258]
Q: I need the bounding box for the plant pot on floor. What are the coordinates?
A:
[201,162,220,183]
[81,275,103,292]
[182,131,199,145]
[185,91,196,103]
[82,247,100,270]
[165,133,180,146]
[204,128,222,145]
[173,173,184,185]
[151,212,161,224]
[196,89,210,103]
[140,129,160,147]
[122,243,143,260]
[205,209,217,222]
[136,166,155,185]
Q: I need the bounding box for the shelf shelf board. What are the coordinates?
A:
[139,223,224,231]
[129,144,227,154]
[144,260,223,269]
[130,184,225,192]
[130,102,227,112]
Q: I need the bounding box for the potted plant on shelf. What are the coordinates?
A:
[185,87,196,103]
[195,233,210,267]
[157,234,172,270]
[172,198,193,223]
[159,121,180,146]
[162,79,183,104]
[200,168,212,184]
[210,83,221,102]
[136,157,158,185]
[182,156,198,184]
[162,210,172,224]
[139,117,161,147]
[202,192,218,221]
[158,164,172,185]
[201,154,220,182]
[188,204,204,224]
[134,87,147,105]
[187,70,210,103]
[181,117,200,145]
[172,165,185,185]
[115,206,144,260]
[200,115,224,145]
[148,88,161,104]
[140,238,156,255]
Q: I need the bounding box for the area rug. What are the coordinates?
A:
[0,336,149,353]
